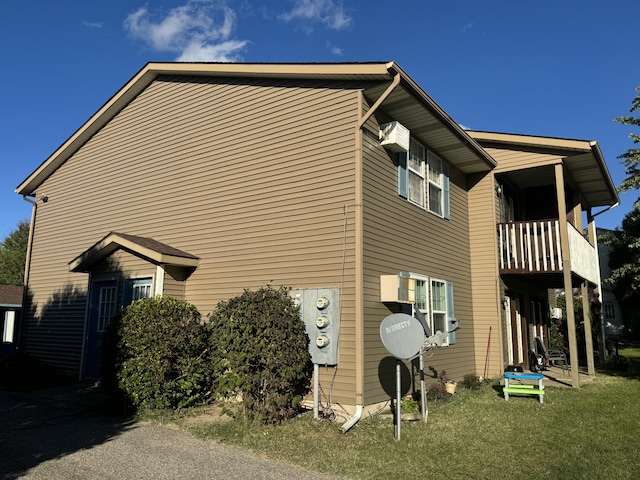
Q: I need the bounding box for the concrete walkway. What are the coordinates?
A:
[0,384,346,480]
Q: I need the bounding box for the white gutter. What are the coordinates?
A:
[591,201,619,219]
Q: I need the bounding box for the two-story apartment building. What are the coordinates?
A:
[15,62,618,412]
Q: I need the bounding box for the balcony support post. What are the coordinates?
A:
[581,281,596,376]
[587,208,607,366]
[555,164,580,387]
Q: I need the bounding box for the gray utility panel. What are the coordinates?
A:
[291,287,339,365]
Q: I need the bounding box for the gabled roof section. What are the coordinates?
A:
[69,232,199,273]
[467,130,619,208]
[17,61,494,195]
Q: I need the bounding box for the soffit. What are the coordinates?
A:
[363,72,496,174]
[468,131,619,208]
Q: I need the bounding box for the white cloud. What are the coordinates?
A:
[82,20,103,28]
[461,23,473,32]
[280,0,352,31]
[124,1,248,62]
[326,41,343,55]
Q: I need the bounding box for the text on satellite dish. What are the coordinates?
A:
[385,319,411,334]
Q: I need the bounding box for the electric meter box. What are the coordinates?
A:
[291,287,339,365]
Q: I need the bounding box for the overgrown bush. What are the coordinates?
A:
[103,296,213,411]
[459,373,483,390]
[605,354,631,373]
[426,382,451,401]
[207,285,313,424]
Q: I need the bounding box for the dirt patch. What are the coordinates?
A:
[180,403,233,426]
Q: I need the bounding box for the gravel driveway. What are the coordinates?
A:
[0,384,346,480]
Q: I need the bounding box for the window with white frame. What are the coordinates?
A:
[431,279,447,336]
[407,138,426,208]
[409,273,456,346]
[398,137,450,218]
[428,151,444,216]
[97,285,117,332]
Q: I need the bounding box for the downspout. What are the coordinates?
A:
[18,195,37,352]
[21,196,37,288]
[341,71,401,433]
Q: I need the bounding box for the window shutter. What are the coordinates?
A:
[446,281,456,344]
[443,162,450,219]
[397,151,408,198]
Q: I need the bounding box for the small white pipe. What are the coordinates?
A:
[339,404,363,433]
[313,363,319,420]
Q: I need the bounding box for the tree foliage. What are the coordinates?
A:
[615,86,640,207]
[207,285,312,424]
[603,209,640,339]
[607,87,640,339]
[0,220,29,286]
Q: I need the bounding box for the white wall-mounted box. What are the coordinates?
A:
[380,275,416,303]
[379,121,410,153]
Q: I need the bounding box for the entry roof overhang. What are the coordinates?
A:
[69,232,199,273]
[17,61,495,196]
[467,131,620,208]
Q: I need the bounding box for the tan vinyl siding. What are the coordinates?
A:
[484,146,565,173]
[24,76,359,392]
[163,266,187,300]
[361,128,476,404]
[467,172,504,377]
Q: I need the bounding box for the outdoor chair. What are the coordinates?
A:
[534,336,568,374]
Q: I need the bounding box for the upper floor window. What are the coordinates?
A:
[398,138,450,219]
[408,139,426,208]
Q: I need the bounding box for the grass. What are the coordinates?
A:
[165,364,640,480]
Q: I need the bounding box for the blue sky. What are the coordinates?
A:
[1,0,639,238]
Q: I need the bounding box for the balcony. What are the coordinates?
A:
[498,220,599,284]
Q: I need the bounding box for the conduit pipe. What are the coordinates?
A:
[341,71,400,434]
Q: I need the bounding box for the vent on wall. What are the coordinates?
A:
[379,121,410,153]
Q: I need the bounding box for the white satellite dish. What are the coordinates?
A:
[379,313,426,360]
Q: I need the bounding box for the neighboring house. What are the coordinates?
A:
[596,227,624,338]
[15,62,618,411]
[0,285,23,352]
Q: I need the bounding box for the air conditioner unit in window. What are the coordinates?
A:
[379,121,410,153]
[380,275,416,303]
[550,307,563,319]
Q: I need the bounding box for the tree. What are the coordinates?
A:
[0,220,30,286]
[615,86,640,207]
[603,209,640,339]
[607,87,640,339]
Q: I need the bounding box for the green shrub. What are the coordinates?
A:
[103,296,213,411]
[605,354,631,373]
[426,382,451,401]
[207,285,313,424]
[459,373,483,390]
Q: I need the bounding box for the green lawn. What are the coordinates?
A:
[175,365,640,480]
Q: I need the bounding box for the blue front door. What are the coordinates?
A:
[83,278,153,379]
[83,280,118,379]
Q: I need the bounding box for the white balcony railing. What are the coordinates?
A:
[498,220,599,283]
[498,220,562,273]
